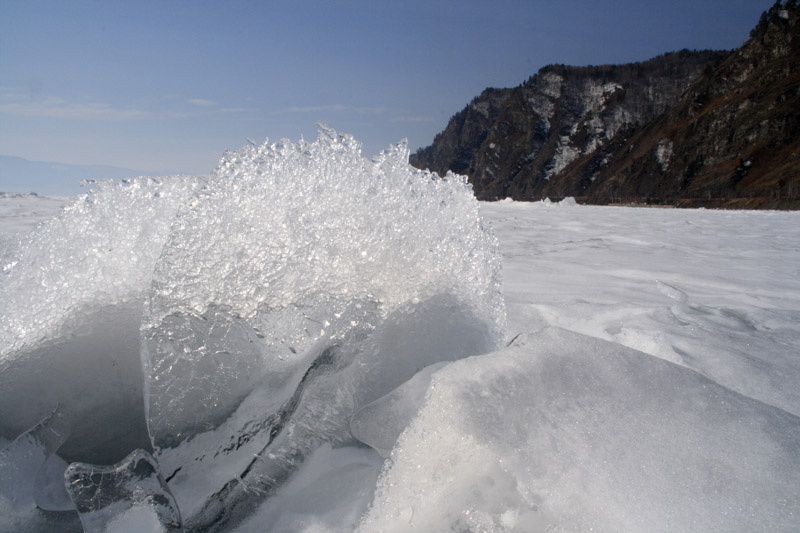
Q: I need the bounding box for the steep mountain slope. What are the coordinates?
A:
[410,51,727,200]
[576,1,800,208]
[411,87,513,178]
[411,1,800,208]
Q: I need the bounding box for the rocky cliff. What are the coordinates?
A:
[579,0,800,208]
[411,1,799,208]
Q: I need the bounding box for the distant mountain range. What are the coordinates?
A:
[0,155,161,196]
[411,1,799,209]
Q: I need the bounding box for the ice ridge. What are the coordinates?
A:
[0,127,506,530]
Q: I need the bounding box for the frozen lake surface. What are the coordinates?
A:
[1,134,798,532]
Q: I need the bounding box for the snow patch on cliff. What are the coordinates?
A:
[544,136,581,180]
[656,139,674,171]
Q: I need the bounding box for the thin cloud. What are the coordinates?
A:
[0,90,251,120]
[212,107,252,114]
[285,104,347,113]
[0,96,153,120]
[167,106,254,118]
[281,104,391,114]
[391,115,435,123]
[187,98,216,107]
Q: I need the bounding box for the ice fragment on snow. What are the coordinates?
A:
[350,362,446,457]
[0,407,74,531]
[231,444,383,533]
[34,452,73,511]
[64,448,181,532]
[0,407,69,510]
[104,504,167,533]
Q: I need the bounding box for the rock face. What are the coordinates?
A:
[410,51,726,200]
[411,1,800,208]
[582,1,800,208]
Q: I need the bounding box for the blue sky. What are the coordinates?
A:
[0,0,775,192]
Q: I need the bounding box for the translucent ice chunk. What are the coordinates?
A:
[142,129,503,448]
[0,128,505,530]
[141,129,505,528]
[152,337,351,521]
[0,407,76,531]
[0,176,200,355]
[0,303,151,466]
[141,128,505,526]
[0,177,199,467]
[0,407,69,509]
[64,448,181,532]
[232,444,383,533]
[350,362,447,458]
[104,505,167,533]
[34,453,73,511]
[181,294,498,530]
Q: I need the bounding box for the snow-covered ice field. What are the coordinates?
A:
[1,132,798,532]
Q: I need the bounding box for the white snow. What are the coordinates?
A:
[1,137,799,532]
[0,193,70,235]
[537,72,564,100]
[539,79,628,179]
[361,328,800,532]
[471,100,491,118]
[528,72,562,132]
[656,138,674,171]
[544,135,581,179]
[583,80,622,116]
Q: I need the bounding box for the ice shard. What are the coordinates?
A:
[0,407,78,532]
[64,448,181,532]
[350,362,446,458]
[0,177,200,466]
